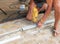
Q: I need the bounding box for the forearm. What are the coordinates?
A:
[39,6,52,23]
[38,6,45,12]
[39,0,53,24]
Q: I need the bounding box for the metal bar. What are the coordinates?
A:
[0,19,54,37]
[0,35,22,44]
[22,19,55,30]
[0,28,22,37]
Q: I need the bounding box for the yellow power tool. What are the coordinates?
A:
[32,7,38,22]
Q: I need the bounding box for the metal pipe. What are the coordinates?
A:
[0,35,22,44]
[0,28,22,37]
[22,19,55,30]
[0,19,54,37]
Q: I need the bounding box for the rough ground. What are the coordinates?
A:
[0,0,60,44]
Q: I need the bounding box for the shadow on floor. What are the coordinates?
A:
[0,10,27,24]
[0,9,45,24]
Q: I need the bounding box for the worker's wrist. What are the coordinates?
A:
[39,19,44,24]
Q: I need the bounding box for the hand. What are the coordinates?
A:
[37,21,43,27]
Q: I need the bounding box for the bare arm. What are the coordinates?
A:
[39,0,53,24]
[26,0,37,20]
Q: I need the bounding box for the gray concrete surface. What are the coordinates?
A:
[0,0,60,44]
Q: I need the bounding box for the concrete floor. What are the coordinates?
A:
[0,10,60,44]
[0,0,60,44]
